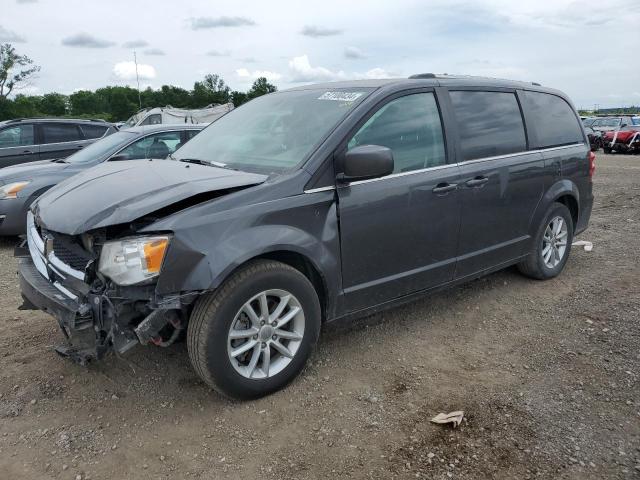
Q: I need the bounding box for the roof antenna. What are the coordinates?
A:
[134,50,142,109]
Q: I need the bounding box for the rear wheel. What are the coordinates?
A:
[187,260,321,399]
[518,202,574,280]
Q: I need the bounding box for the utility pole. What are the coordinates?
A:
[134,50,142,109]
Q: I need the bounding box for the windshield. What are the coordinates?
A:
[123,112,144,128]
[65,131,138,164]
[173,88,373,173]
[593,117,621,127]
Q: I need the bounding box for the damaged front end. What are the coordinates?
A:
[17,211,194,365]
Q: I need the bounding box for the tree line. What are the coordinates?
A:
[0,43,277,123]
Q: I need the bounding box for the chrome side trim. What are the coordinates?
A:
[304,186,336,194]
[349,162,457,186]
[304,143,587,190]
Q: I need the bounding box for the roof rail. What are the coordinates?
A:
[410,72,543,86]
[408,73,436,79]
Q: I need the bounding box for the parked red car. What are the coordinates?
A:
[602,125,640,154]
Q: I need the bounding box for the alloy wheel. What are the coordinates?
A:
[542,216,568,269]
[227,289,305,379]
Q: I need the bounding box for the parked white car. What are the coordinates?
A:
[120,103,234,128]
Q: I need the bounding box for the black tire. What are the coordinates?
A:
[187,260,321,400]
[518,202,574,280]
[603,146,612,154]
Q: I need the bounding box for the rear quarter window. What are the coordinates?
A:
[449,90,527,161]
[522,91,584,148]
[80,124,108,139]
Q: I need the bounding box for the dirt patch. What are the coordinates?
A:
[0,154,638,479]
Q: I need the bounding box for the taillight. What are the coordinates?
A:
[588,151,596,178]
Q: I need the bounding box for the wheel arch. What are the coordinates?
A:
[529,179,580,239]
[211,248,330,322]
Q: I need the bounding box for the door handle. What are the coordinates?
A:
[22,150,33,154]
[465,176,489,187]
[75,145,84,149]
[432,182,458,194]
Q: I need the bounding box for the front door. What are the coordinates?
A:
[336,91,461,312]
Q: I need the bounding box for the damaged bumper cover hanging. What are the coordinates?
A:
[16,212,189,365]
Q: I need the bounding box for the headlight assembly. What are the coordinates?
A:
[0,181,30,199]
[98,236,170,286]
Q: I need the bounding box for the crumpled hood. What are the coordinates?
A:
[34,159,267,235]
[0,160,69,184]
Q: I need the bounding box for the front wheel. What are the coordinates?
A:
[518,202,574,280]
[187,260,321,399]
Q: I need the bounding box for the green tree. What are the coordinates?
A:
[40,93,67,116]
[230,90,249,107]
[69,90,106,116]
[192,74,231,107]
[247,77,277,100]
[0,43,40,99]
[11,94,41,117]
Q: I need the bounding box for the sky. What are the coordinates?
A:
[2,0,639,109]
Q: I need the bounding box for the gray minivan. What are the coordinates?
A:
[0,118,116,168]
[17,75,594,399]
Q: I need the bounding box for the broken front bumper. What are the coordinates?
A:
[17,211,127,363]
[18,256,103,364]
[17,212,188,364]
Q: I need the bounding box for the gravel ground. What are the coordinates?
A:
[0,153,638,480]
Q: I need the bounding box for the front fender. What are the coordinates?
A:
[154,193,340,310]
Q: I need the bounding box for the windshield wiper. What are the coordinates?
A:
[177,158,237,170]
[177,158,214,167]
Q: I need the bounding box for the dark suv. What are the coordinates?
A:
[17,75,594,399]
[0,118,116,168]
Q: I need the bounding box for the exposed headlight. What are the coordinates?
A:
[98,236,170,286]
[0,181,30,199]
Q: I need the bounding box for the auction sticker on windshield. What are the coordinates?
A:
[318,92,365,102]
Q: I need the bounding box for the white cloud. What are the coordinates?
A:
[62,33,115,48]
[0,25,26,42]
[236,68,282,81]
[144,48,165,56]
[122,39,148,49]
[363,68,391,79]
[288,55,391,83]
[113,61,156,80]
[206,50,230,57]
[288,55,346,82]
[189,16,256,30]
[300,25,343,37]
[344,46,366,59]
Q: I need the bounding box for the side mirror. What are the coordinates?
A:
[621,123,628,128]
[109,154,130,161]
[337,145,394,183]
